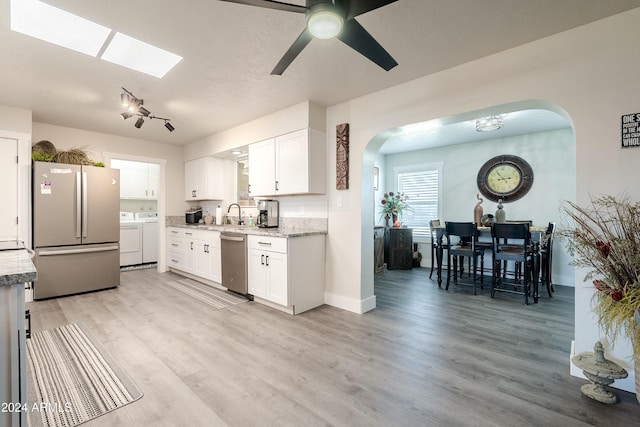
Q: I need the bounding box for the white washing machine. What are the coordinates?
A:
[136,212,158,264]
[120,212,143,266]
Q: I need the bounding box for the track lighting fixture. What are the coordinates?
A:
[119,87,175,132]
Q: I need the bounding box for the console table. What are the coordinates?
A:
[384,227,413,270]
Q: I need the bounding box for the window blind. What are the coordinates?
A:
[397,169,439,239]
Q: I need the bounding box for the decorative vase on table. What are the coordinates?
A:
[392,214,398,227]
[495,199,506,223]
[474,194,484,227]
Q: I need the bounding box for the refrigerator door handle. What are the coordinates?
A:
[38,245,119,256]
[82,171,88,238]
[76,171,82,238]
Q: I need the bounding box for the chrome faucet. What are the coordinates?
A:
[227,203,243,225]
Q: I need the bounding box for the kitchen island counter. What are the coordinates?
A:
[0,248,37,286]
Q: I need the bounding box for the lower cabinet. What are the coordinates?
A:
[167,227,221,284]
[247,234,325,314]
[167,227,325,315]
[248,236,288,306]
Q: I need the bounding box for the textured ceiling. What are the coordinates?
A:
[1,0,639,147]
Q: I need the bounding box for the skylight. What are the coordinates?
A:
[10,0,182,78]
[101,33,183,79]
[10,0,111,57]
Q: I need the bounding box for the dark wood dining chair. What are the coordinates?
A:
[491,222,536,305]
[429,219,445,279]
[540,221,556,297]
[444,221,484,295]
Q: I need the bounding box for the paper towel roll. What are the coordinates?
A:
[215,206,222,225]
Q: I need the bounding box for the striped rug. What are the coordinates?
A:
[27,323,143,427]
[164,278,248,309]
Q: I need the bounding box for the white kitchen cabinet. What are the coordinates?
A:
[248,236,288,306]
[192,231,221,283]
[185,157,224,201]
[112,159,159,200]
[247,233,325,314]
[167,227,221,284]
[248,128,326,197]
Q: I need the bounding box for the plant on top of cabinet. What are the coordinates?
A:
[185,157,224,201]
[248,128,326,197]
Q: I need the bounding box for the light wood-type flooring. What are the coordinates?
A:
[26,267,640,426]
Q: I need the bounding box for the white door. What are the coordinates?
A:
[0,137,18,240]
[266,251,288,306]
[248,138,276,196]
[276,129,308,195]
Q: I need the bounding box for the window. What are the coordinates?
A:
[396,163,441,240]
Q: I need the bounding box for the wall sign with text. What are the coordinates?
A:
[621,113,640,148]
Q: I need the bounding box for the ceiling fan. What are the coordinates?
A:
[219,0,398,75]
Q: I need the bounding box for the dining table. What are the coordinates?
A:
[433,224,547,303]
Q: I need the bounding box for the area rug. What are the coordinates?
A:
[27,323,143,427]
[164,278,248,309]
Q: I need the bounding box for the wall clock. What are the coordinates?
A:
[477,155,534,202]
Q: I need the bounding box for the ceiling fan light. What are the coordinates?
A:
[164,121,175,132]
[476,115,504,132]
[120,111,133,120]
[138,106,150,117]
[308,10,343,39]
[134,117,144,128]
[120,93,130,107]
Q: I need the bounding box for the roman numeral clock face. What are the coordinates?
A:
[477,155,534,202]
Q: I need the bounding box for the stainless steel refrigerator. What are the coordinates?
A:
[32,161,120,299]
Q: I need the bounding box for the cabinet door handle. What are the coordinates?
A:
[275,180,279,191]
[265,255,269,266]
[248,184,251,194]
[190,242,194,250]
[25,309,31,339]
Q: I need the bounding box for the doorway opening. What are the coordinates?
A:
[364,101,576,307]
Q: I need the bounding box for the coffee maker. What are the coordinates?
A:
[257,200,279,228]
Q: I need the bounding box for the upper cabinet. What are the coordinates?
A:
[248,128,326,197]
[185,157,224,201]
[112,159,159,200]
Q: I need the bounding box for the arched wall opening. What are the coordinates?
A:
[361,100,577,309]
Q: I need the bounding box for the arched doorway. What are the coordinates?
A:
[362,100,576,309]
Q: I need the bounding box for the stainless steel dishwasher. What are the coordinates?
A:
[220,232,248,296]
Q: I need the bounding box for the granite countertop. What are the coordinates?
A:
[0,249,37,286]
[168,223,327,238]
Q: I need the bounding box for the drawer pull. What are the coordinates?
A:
[258,241,272,246]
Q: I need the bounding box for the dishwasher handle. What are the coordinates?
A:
[220,234,246,242]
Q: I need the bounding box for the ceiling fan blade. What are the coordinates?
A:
[218,0,306,13]
[337,19,398,71]
[271,28,314,75]
[343,0,398,20]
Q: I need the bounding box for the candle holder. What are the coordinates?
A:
[571,341,628,404]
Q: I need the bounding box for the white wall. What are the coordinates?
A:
[381,128,576,286]
[0,105,32,135]
[324,9,640,391]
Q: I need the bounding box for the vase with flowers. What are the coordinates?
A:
[562,194,640,402]
[380,191,410,227]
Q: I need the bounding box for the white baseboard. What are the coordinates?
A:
[324,292,376,314]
